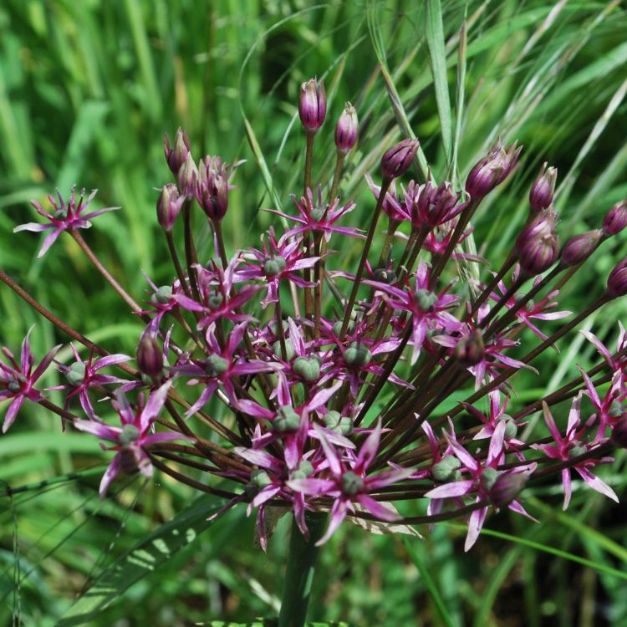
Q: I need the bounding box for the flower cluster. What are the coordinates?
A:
[2,77,626,552]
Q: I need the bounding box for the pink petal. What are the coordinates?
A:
[464,505,488,552]
[425,479,474,499]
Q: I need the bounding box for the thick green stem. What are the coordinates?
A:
[278,512,326,627]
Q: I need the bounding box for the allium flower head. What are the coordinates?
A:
[14,188,118,258]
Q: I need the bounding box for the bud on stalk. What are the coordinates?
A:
[607,258,627,297]
[163,128,191,176]
[381,139,420,180]
[516,210,559,275]
[560,230,602,267]
[299,78,326,133]
[529,162,557,212]
[157,184,185,231]
[602,200,627,236]
[465,142,521,199]
[137,333,163,377]
[335,103,358,153]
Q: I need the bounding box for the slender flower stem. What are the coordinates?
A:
[339,178,392,339]
[278,512,326,627]
[71,231,143,314]
[183,200,202,302]
[479,273,527,329]
[304,133,315,195]
[0,269,108,358]
[213,220,230,269]
[327,150,345,203]
[275,296,288,360]
[165,231,192,299]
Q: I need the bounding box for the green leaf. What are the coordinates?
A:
[426,0,453,165]
[58,496,230,625]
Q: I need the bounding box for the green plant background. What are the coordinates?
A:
[0,1,626,625]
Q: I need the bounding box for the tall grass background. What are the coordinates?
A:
[0,1,625,625]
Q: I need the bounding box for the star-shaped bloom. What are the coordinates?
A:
[14,188,118,257]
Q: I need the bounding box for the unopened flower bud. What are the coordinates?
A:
[560,230,602,266]
[381,139,420,180]
[516,210,559,275]
[611,413,627,448]
[489,471,527,507]
[274,405,300,433]
[293,356,321,382]
[196,156,230,221]
[344,342,372,367]
[529,162,557,212]
[341,471,364,496]
[432,455,461,482]
[602,200,627,236]
[163,128,191,175]
[137,333,163,377]
[157,184,185,231]
[299,78,326,133]
[455,330,485,366]
[177,154,198,197]
[335,102,358,153]
[607,258,627,297]
[466,143,521,199]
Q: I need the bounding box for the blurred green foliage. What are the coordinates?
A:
[0,0,626,625]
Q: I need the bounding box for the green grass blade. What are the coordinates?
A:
[58,496,230,625]
[426,0,453,166]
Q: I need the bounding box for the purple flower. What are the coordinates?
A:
[74,382,189,496]
[58,345,131,419]
[466,142,521,199]
[14,188,118,258]
[299,78,326,133]
[0,333,61,432]
[335,102,358,153]
[529,162,557,212]
[533,398,618,510]
[288,421,414,545]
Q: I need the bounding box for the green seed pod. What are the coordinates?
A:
[500,414,518,439]
[480,467,499,491]
[293,356,320,382]
[264,256,287,276]
[341,471,364,496]
[206,354,229,376]
[310,206,326,221]
[344,342,372,367]
[609,400,624,418]
[119,424,140,446]
[7,380,21,393]
[333,320,354,336]
[274,405,300,433]
[323,411,353,435]
[272,339,295,361]
[152,285,173,304]
[569,445,587,459]
[291,460,314,480]
[432,455,461,482]
[415,288,437,311]
[251,469,272,489]
[65,361,86,386]
[208,292,224,310]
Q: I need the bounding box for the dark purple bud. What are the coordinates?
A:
[529,162,557,212]
[607,258,627,297]
[381,139,420,180]
[560,229,602,267]
[335,102,358,153]
[177,154,198,197]
[602,200,627,236]
[163,128,191,175]
[489,471,528,507]
[137,333,163,377]
[298,78,326,133]
[196,156,232,221]
[157,184,185,231]
[455,330,485,366]
[465,142,522,199]
[611,413,627,448]
[516,210,559,275]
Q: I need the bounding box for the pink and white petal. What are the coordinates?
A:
[312,423,342,476]
[355,420,382,472]
[14,222,52,233]
[286,478,335,496]
[2,396,25,433]
[74,419,121,441]
[252,485,282,508]
[561,468,572,510]
[487,420,506,466]
[140,381,172,428]
[464,505,488,552]
[234,447,281,471]
[99,454,123,497]
[575,467,618,503]
[425,479,474,499]
[316,499,348,546]
[356,494,400,521]
[507,500,538,522]
[566,392,582,437]
[235,398,274,420]
[93,354,132,370]
[306,380,343,412]
[142,431,192,446]
[37,229,64,258]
